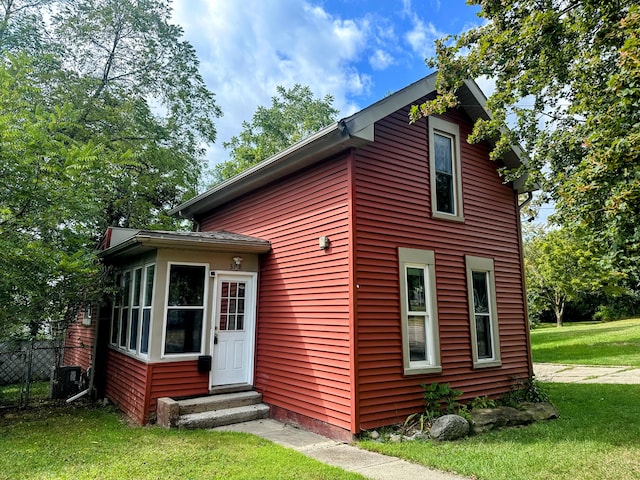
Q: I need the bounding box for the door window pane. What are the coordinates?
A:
[219,281,247,331]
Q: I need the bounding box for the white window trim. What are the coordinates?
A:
[138,263,155,358]
[161,262,209,359]
[428,116,464,222]
[465,256,501,368]
[399,248,441,375]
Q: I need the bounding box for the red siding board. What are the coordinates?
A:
[199,158,354,435]
[353,105,530,430]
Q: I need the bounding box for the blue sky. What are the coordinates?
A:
[171,0,483,168]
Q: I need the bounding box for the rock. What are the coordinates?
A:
[430,414,470,441]
[520,402,560,421]
[470,403,559,433]
[370,430,380,440]
[388,433,402,443]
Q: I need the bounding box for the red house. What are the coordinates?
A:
[73,73,533,440]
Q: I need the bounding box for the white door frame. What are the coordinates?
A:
[209,271,257,388]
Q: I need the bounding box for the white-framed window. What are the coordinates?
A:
[429,116,464,222]
[109,264,155,357]
[162,263,207,356]
[399,248,441,375]
[140,264,155,356]
[465,256,501,368]
[82,304,92,326]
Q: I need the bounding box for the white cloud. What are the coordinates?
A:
[171,0,379,170]
[405,16,443,60]
[369,49,394,70]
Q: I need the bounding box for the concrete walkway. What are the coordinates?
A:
[215,418,468,480]
[215,363,640,480]
[534,362,640,384]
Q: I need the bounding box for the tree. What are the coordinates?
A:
[524,226,623,327]
[415,1,640,289]
[211,84,338,184]
[0,0,221,337]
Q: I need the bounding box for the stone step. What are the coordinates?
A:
[177,403,270,429]
[178,391,263,415]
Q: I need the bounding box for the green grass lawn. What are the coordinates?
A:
[530,317,640,366]
[0,405,365,480]
[360,383,640,480]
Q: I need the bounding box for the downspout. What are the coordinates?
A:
[516,191,535,378]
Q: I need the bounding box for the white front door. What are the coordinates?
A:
[210,273,257,387]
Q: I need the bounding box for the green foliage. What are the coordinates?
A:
[524,225,625,327]
[211,84,338,184]
[502,377,550,407]
[470,396,497,410]
[0,1,221,338]
[419,1,640,291]
[420,382,463,419]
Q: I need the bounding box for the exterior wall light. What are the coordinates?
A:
[319,236,330,250]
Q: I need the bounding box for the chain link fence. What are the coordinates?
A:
[0,339,91,408]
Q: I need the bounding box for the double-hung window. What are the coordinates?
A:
[466,256,501,368]
[399,248,441,375]
[163,263,207,356]
[429,116,464,222]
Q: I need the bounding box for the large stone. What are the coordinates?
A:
[430,414,470,441]
[470,403,559,433]
[520,402,560,421]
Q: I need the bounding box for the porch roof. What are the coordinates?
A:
[98,228,271,261]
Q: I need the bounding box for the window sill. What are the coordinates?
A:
[473,359,502,369]
[404,365,442,376]
[432,211,465,223]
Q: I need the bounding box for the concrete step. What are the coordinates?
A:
[177,403,270,429]
[178,391,263,415]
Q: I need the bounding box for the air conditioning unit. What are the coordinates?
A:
[50,366,82,399]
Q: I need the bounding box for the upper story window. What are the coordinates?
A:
[429,116,464,222]
[465,256,501,368]
[399,248,441,375]
[163,263,207,356]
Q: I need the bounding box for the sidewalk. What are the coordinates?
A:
[215,418,469,480]
[533,363,640,384]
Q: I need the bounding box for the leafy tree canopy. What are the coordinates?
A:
[416,1,640,289]
[0,0,220,337]
[211,84,338,184]
[524,226,625,327]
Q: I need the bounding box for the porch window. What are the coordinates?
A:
[399,248,441,375]
[466,256,501,368]
[109,264,155,357]
[163,264,206,355]
[429,116,464,222]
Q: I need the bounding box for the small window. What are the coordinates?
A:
[82,304,92,326]
[429,116,464,222]
[163,264,207,356]
[140,264,155,356]
[466,256,501,368]
[399,248,441,375]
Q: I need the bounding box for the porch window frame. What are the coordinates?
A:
[161,261,209,358]
[399,247,441,375]
[465,255,502,368]
[428,116,464,222]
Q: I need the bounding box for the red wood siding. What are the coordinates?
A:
[105,350,149,424]
[105,350,209,424]
[199,159,354,432]
[63,315,95,371]
[353,105,530,430]
[147,361,209,419]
